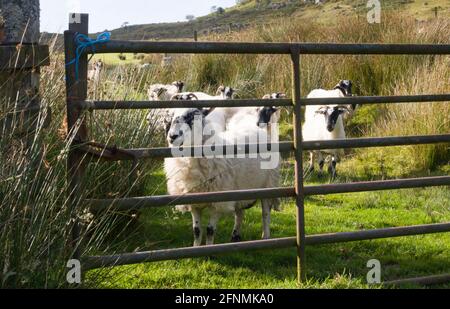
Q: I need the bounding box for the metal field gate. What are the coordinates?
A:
[64,14,450,285]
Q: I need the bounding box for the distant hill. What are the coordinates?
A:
[41,0,449,46]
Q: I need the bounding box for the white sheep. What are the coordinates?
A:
[146,81,185,130]
[164,93,282,246]
[302,80,353,180]
[87,60,103,85]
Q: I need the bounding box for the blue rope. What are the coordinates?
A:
[65,32,111,80]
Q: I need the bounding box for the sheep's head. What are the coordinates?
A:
[315,105,349,132]
[334,80,353,97]
[262,93,287,100]
[148,81,184,101]
[172,81,185,92]
[216,86,235,99]
[166,93,215,146]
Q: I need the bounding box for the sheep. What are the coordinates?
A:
[164,93,281,246]
[87,60,103,84]
[302,80,353,180]
[146,81,185,130]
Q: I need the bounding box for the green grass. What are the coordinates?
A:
[86,160,450,289]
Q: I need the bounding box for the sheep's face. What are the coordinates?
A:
[315,105,349,132]
[257,107,281,127]
[166,93,214,146]
[148,81,183,101]
[217,86,235,99]
[335,80,353,97]
[262,93,287,100]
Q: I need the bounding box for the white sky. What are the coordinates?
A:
[40,0,237,33]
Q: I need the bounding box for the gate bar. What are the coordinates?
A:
[88,176,450,213]
[77,94,450,110]
[384,274,450,286]
[78,99,293,110]
[82,41,450,55]
[291,48,306,282]
[85,135,449,161]
[83,222,450,270]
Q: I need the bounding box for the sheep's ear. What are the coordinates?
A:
[337,106,350,114]
[262,94,271,99]
[202,107,215,117]
[173,81,184,92]
[277,93,287,98]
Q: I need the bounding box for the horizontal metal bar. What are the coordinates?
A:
[83,40,450,55]
[83,222,450,269]
[79,95,449,111]
[88,176,449,212]
[384,274,450,286]
[88,187,296,213]
[87,142,294,161]
[305,176,450,196]
[300,94,450,106]
[0,44,50,69]
[303,134,450,151]
[88,135,449,161]
[78,99,293,110]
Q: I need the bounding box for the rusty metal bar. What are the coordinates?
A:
[304,175,450,196]
[300,94,450,106]
[83,142,294,161]
[87,176,450,213]
[84,41,450,55]
[88,187,296,213]
[78,99,293,110]
[384,273,450,286]
[291,48,306,283]
[83,135,449,161]
[78,94,449,111]
[0,44,50,69]
[83,222,450,270]
[303,134,450,151]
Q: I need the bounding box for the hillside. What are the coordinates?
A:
[106,0,449,40]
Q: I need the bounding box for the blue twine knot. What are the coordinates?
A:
[65,32,111,80]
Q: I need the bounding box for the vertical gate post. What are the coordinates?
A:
[290,48,306,283]
[64,13,89,260]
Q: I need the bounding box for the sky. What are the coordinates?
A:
[40,0,237,33]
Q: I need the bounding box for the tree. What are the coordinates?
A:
[121,22,129,28]
[186,15,195,22]
[211,6,218,13]
[216,7,225,14]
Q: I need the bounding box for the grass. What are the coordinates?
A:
[86,162,450,289]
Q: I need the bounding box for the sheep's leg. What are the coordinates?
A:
[307,151,315,173]
[261,200,271,239]
[191,208,203,247]
[231,208,244,242]
[206,210,221,246]
[328,155,338,181]
[317,152,325,178]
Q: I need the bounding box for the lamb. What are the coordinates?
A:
[302,80,353,180]
[87,60,103,84]
[164,93,281,246]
